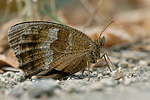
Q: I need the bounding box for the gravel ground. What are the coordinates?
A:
[0,38,150,100]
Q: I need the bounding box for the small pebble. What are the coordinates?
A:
[27,79,60,98]
[119,62,128,68]
[92,71,98,76]
[124,77,132,85]
[128,63,135,68]
[9,86,24,97]
[100,78,116,87]
[97,73,103,80]
[88,82,104,91]
[63,85,84,93]
[111,69,124,80]
[139,60,147,66]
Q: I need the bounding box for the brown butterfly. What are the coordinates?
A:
[8,21,114,80]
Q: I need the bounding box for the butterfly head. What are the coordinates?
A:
[88,37,105,63]
[88,20,114,63]
[95,36,105,48]
[95,20,114,50]
[94,36,105,59]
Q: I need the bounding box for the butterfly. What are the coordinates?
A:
[8,21,114,79]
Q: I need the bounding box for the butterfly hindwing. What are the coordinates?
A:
[8,21,94,79]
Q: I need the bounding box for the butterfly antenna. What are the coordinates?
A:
[99,17,115,38]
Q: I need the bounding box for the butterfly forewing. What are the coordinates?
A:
[8,21,94,79]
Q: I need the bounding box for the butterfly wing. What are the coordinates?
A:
[8,21,94,79]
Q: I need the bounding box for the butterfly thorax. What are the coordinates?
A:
[87,37,105,63]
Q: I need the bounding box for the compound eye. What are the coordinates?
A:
[101,37,105,47]
[98,53,101,59]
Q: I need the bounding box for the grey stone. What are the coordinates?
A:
[27,79,60,98]
[10,86,24,97]
[88,82,104,91]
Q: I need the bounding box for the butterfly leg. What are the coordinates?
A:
[104,52,116,70]
[81,69,86,78]
[87,61,91,81]
[100,52,116,71]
